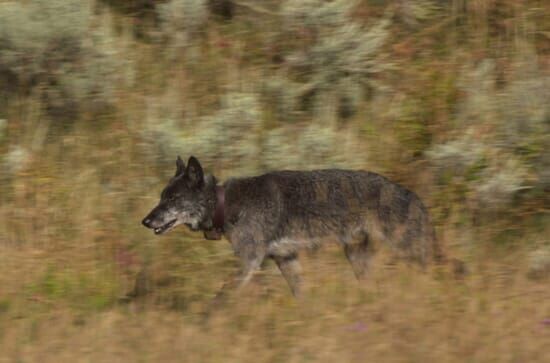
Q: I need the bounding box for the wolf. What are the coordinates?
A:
[142,156,447,297]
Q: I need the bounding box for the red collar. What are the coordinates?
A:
[212,185,225,232]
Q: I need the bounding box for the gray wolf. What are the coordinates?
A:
[142,156,446,297]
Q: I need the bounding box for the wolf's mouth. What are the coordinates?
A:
[154,219,177,235]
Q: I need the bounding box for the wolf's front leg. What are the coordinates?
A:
[218,258,263,294]
[206,242,266,313]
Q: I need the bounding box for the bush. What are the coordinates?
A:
[0,0,124,120]
[157,0,208,56]
[143,87,367,174]
[428,55,549,212]
[279,0,390,123]
[428,132,487,175]
[260,76,301,123]
[395,0,440,27]
[262,124,359,170]
[527,246,550,280]
[99,0,159,14]
[144,91,262,174]
[0,0,88,94]
[192,91,262,172]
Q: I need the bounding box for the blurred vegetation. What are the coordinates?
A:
[0,0,549,361]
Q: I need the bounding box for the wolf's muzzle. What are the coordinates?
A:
[142,217,153,228]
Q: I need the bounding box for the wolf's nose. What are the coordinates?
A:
[142,218,152,228]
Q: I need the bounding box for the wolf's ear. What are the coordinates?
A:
[186,156,204,188]
[175,155,185,177]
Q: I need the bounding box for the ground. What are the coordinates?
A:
[1,241,548,363]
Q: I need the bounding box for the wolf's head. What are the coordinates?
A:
[142,156,216,235]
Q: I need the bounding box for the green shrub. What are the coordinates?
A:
[0,118,6,143]
[99,0,160,13]
[262,122,366,171]
[144,91,262,174]
[262,125,342,170]
[0,0,124,120]
[395,0,440,27]
[260,76,301,123]
[2,146,31,175]
[143,88,367,174]
[157,0,208,57]
[527,246,550,280]
[428,55,549,212]
[279,0,390,123]
[428,132,487,178]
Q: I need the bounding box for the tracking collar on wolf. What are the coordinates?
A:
[203,185,225,240]
[213,185,225,232]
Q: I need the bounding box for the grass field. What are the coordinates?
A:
[1,241,549,362]
[1,1,549,361]
[1,162,548,362]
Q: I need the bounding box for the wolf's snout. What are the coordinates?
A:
[142,217,153,228]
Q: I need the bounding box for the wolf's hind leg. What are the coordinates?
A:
[274,254,302,297]
[344,236,373,280]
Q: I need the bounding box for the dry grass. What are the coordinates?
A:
[0,145,548,362]
[1,1,549,362]
[0,125,548,362]
[0,81,548,363]
[1,243,549,363]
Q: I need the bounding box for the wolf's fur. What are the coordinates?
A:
[142,156,445,296]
